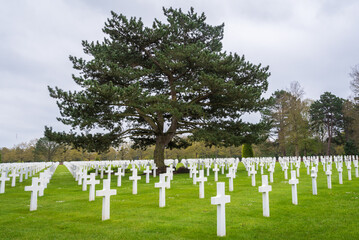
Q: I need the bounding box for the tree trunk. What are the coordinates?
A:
[295,144,299,157]
[327,119,333,156]
[327,135,331,156]
[154,137,166,173]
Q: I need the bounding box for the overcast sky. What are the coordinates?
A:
[1,0,358,148]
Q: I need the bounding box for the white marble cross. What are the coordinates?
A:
[0,172,10,194]
[206,163,211,176]
[311,167,318,195]
[192,166,198,185]
[96,178,117,221]
[25,167,30,180]
[258,175,272,217]
[347,164,352,181]
[155,174,170,207]
[129,168,141,194]
[114,168,125,187]
[338,166,343,184]
[37,176,46,197]
[164,168,172,189]
[87,173,100,201]
[77,168,83,185]
[93,165,98,177]
[39,172,50,189]
[306,163,310,175]
[226,167,235,192]
[188,165,194,178]
[152,164,158,178]
[24,177,41,211]
[213,164,219,182]
[221,164,225,174]
[197,170,208,198]
[211,182,231,237]
[283,163,288,180]
[250,165,257,187]
[19,168,25,183]
[268,164,274,183]
[288,170,299,205]
[105,165,113,181]
[354,160,359,178]
[326,166,332,189]
[296,162,300,177]
[144,166,152,183]
[99,165,105,179]
[82,169,88,191]
[168,164,175,180]
[9,169,19,187]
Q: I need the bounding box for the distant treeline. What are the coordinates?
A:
[2,72,359,163]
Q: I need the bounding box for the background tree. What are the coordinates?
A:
[34,137,62,161]
[286,82,309,156]
[262,90,291,156]
[242,143,254,158]
[350,65,359,96]
[309,92,344,155]
[45,7,271,169]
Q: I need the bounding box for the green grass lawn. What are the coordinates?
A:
[0,163,358,239]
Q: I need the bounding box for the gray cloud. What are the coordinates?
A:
[0,0,358,147]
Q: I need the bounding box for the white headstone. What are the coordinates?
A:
[192,166,198,185]
[154,174,170,207]
[326,168,332,189]
[144,166,151,183]
[152,164,158,178]
[82,169,88,191]
[38,177,46,197]
[96,178,117,221]
[258,175,272,217]
[87,173,100,201]
[226,167,235,192]
[100,165,105,179]
[197,170,208,198]
[347,165,352,181]
[24,177,41,211]
[338,166,343,184]
[288,170,299,205]
[129,168,141,194]
[283,164,288,180]
[211,182,230,237]
[250,165,257,187]
[19,168,25,183]
[311,167,318,195]
[77,168,83,185]
[105,165,113,181]
[114,168,125,187]
[10,169,19,187]
[213,164,219,182]
[0,172,10,194]
[268,164,274,183]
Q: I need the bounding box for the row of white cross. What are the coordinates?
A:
[15,155,358,237]
[0,162,51,194]
[24,163,59,211]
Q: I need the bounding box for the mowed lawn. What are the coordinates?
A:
[0,163,359,240]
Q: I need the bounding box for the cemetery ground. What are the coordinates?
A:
[1,164,359,240]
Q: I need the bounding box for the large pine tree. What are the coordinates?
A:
[45,7,271,168]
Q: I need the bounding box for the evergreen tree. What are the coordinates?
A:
[242,143,254,158]
[45,8,270,168]
[309,92,344,156]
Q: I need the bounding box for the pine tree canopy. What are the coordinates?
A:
[45,7,271,167]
